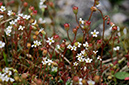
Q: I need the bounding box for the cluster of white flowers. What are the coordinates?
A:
[42,57,54,66]
[4,26,12,36]
[0,6,6,12]
[46,37,55,45]
[113,46,120,51]
[67,42,81,51]
[0,41,5,48]
[31,40,41,47]
[18,25,25,30]
[0,67,18,83]
[39,0,47,9]
[91,30,99,37]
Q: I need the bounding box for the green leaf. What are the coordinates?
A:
[115,72,129,80]
[3,52,8,66]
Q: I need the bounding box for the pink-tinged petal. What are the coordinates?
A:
[125,77,129,80]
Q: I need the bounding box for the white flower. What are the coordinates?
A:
[81,50,86,55]
[109,24,115,30]
[83,66,87,71]
[46,37,55,45]
[0,15,3,18]
[97,55,102,61]
[73,62,78,66]
[79,18,84,24]
[5,31,11,36]
[123,28,127,35]
[47,59,53,66]
[77,42,82,47]
[23,15,30,20]
[83,41,89,49]
[87,80,95,85]
[51,67,58,72]
[113,46,120,51]
[18,25,25,30]
[78,57,85,62]
[4,75,9,82]
[38,18,46,24]
[9,20,15,25]
[6,26,12,33]
[57,45,61,50]
[32,20,37,26]
[91,30,99,37]
[0,6,6,12]
[76,53,83,58]
[39,28,44,32]
[18,13,23,17]
[14,16,20,22]
[7,10,13,16]
[117,32,121,36]
[93,50,98,54]
[0,41,5,48]
[85,58,92,63]
[117,26,120,31]
[71,45,77,51]
[78,78,83,85]
[31,40,41,47]
[67,44,72,49]
[9,78,15,82]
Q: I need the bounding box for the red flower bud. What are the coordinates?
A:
[91,6,97,11]
[53,34,59,39]
[73,76,79,82]
[73,6,78,14]
[24,2,28,7]
[112,26,117,30]
[29,6,34,11]
[33,10,37,15]
[64,23,70,31]
[73,28,77,34]
[85,21,91,28]
[0,2,3,6]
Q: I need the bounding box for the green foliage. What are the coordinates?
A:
[3,52,8,66]
[115,72,129,80]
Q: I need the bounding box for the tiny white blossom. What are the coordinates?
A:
[78,57,85,62]
[0,41,5,48]
[113,46,120,51]
[87,80,95,85]
[57,45,61,49]
[77,42,82,47]
[9,20,15,25]
[23,15,30,20]
[9,78,15,82]
[85,58,92,63]
[18,13,23,17]
[97,55,102,61]
[32,20,37,26]
[67,44,72,49]
[79,78,83,85]
[31,40,41,47]
[46,37,55,45]
[71,45,77,51]
[93,50,98,54]
[47,59,53,66]
[76,53,83,58]
[118,32,121,36]
[0,15,3,18]
[109,24,115,30]
[7,10,13,16]
[91,30,99,37]
[18,25,25,30]
[79,18,84,24]
[51,67,58,72]
[0,6,6,12]
[73,62,78,66]
[38,18,46,24]
[83,41,89,49]
[123,28,127,35]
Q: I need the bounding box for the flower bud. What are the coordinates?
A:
[73,28,77,34]
[112,26,117,30]
[64,23,70,31]
[85,21,91,28]
[94,75,100,83]
[73,6,78,14]
[24,2,28,7]
[91,6,97,11]
[33,35,37,39]
[35,31,39,35]
[73,76,79,82]
[36,79,42,85]
[53,34,59,39]
[0,2,3,6]
[42,50,47,55]
[21,73,28,79]
[27,43,31,48]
